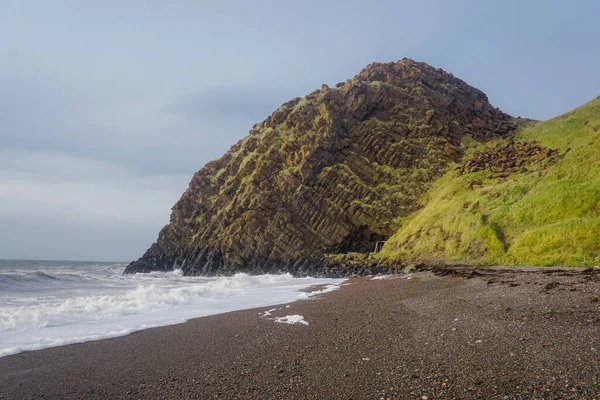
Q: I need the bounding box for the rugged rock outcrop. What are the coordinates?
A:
[457,139,563,178]
[125,58,515,276]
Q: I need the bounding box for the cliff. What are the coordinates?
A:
[379,97,600,267]
[125,58,515,276]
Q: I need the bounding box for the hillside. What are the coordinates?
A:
[125,59,515,276]
[379,97,600,267]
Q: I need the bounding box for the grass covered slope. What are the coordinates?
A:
[380,97,600,266]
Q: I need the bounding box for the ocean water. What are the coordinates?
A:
[0,259,345,358]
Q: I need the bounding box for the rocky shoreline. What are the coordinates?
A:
[124,250,403,277]
[2,267,600,399]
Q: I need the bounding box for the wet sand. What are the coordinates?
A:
[1,267,600,399]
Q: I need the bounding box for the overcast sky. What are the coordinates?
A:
[1,0,599,261]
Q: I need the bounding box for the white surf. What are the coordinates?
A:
[0,260,344,357]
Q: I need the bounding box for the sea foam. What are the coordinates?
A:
[0,260,344,357]
[274,315,309,325]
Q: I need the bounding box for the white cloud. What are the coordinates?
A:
[0,150,190,260]
[0,150,188,227]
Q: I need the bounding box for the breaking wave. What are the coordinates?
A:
[0,260,344,357]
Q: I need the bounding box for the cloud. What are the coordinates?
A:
[0,71,284,175]
[0,80,294,261]
[0,150,188,225]
[0,77,75,149]
[0,68,286,261]
[0,150,190,260]
[170,85,283,122]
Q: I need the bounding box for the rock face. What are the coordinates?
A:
[457,139,563,178]
[125,58,515,276]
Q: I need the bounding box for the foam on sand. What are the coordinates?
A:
[274,315,308,325]
[371,275,390,280]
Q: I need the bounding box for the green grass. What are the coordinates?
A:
[379,97,600,267]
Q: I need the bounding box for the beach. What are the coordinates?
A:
[1,267,600,399]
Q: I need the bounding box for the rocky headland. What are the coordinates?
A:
[125,59,516,276]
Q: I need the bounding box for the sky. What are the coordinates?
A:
[0,0,599,261]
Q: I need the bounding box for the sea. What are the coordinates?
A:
[0,259,345,358]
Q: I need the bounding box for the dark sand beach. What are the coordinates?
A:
[1,267,600,399]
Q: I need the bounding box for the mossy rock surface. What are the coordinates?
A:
[125,59,514,276]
